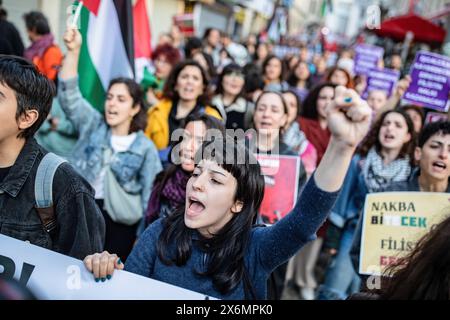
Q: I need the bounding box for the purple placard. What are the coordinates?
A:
[403,51,450,112]
[362,68,400,100]
[354,44,384,76]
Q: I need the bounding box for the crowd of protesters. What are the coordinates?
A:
[1,7,450,300]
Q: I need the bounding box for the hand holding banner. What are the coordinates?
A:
[0,234,215,300]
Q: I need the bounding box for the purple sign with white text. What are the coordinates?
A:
[362,68,400,100]
[354,44,384,76]
[403,51,450,112]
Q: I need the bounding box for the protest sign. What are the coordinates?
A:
[359,192,450,276]
[256,154,300,224]
[354,44,384,76]
[403,51,450,112]
[425,111,448,125]
[0,234,214,300]
[362,68,400,100]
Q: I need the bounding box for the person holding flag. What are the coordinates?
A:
[58,26,162,262]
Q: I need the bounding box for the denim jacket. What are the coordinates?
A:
[58,77,162,212]
[328,155,367,229]
[0,138,105,260]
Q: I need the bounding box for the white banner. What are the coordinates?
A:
[0,234,215,300]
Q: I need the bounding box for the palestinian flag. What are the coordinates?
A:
[133,0,152,83]
[76,0,134,111]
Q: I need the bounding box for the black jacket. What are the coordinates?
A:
[0,138,105,260]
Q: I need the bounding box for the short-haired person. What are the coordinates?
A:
[0,55,104,259]
[23,11,62,81]
[350,121,450,291]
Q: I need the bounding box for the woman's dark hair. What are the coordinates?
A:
[184,37,203,59]
[203,28,219,41]
[287,61,312,89]
[152,43,181,67]
[243,63,264,99]
[356,109,416,161]
[282,89,302,117]
[194,51,216,79]
[301,82,337,120]
[401,104,425,125]
[162,60,210,106]
[215,63,245,98]
[262,54,285,82]
[380,214,450,299]
[107,77,147,133]
[157,138,265,297]
[23,11,50,35]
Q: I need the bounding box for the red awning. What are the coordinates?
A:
[375,14,447,44]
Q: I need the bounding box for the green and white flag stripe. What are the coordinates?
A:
[76,0,134,111]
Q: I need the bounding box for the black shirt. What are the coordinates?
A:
[0,166,11,183]
[168,100,206,139]
[0,20,24,56]
[225,110,246,130]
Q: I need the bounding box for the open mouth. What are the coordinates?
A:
[384,134,395,142]
[432,161,447,171]
[106,110,119,116]
[187,196,206,216]
[259,122,272,128]
[182,87,195,94]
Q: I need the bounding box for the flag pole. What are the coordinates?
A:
[72,1,84,28]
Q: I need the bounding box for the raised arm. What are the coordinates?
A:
[376,75,411,121]
[60,27,81,80]
[314,86,372,191]
[58,27,100,134]
[256,86,372,272]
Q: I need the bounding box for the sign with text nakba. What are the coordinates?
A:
[256,154,300,224]
[359,192,450,276]
[403,51,450,112]
[0,234,214,300]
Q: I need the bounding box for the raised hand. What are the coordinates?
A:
[326,86,372,149]
[60,26,82,79]
[394,75,412,99]
[63,27,82,52]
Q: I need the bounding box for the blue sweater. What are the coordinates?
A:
[125,175,339,299]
